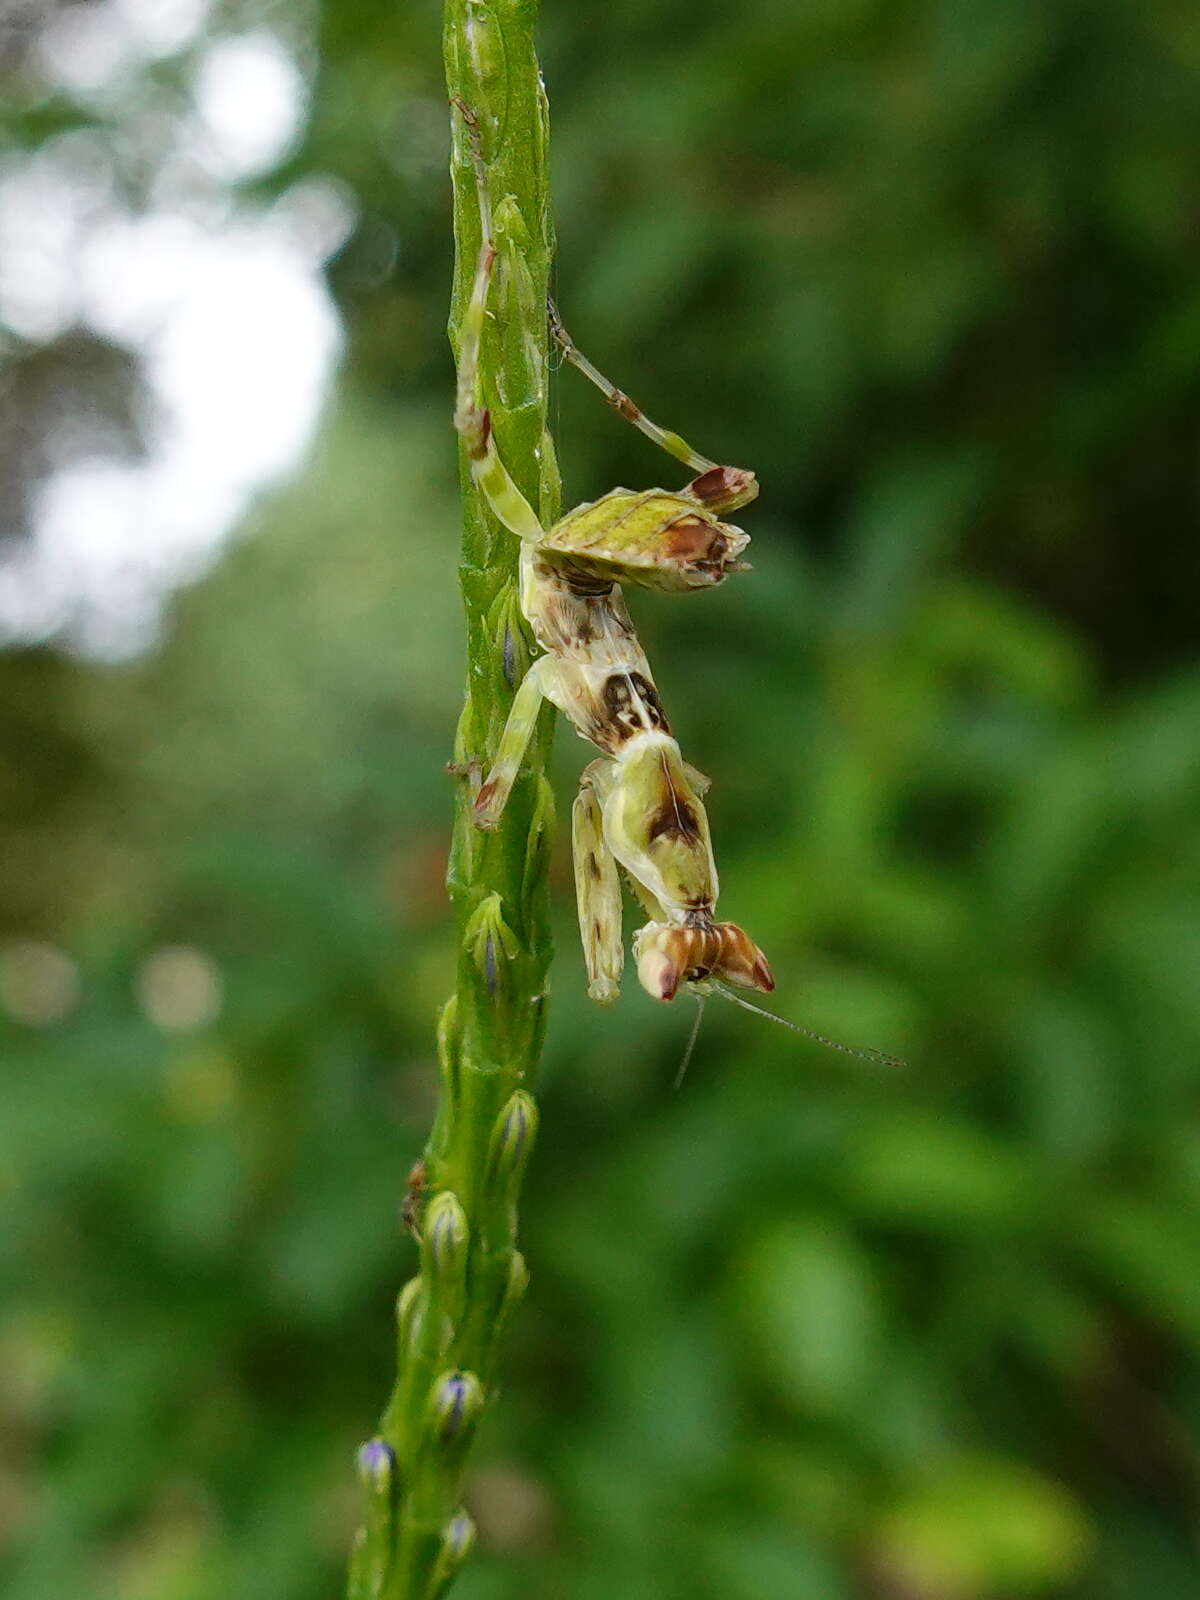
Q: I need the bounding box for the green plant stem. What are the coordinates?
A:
[347,4,556,1598]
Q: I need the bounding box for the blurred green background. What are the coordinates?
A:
[3,2,1200,1597]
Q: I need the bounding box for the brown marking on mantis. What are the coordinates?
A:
[465,401,493,463]
[717,923,775,992]
[629,672,668,727]
[662,516,720,561]
[688,464,759,511]
[474,777,500,825]
[560,562,617,599]
[601,672,670,742]
[572,608,600,645]
[647,753,703,845]
[660,517,742,583]
[648,793,703,845]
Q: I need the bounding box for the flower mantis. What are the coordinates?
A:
[453,110,769,1009]
[452,103,902,1069]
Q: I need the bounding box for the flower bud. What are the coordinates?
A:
[481,1092,538,1251]
[451,698,478,769]
[395,1276,424,1352]
[447,15,505,161]
[538,426,561,523]
[496,1248,530,1332]
[427,1369,485,1449]
[488,1090,538,1185]
[430,1508,477,1596]
[356,1438,394,1492]
[521,775,555,915]
[421,1191,469,1323]
[487,585,531,692]
[443,1508,476,1564]
[346,1527,369,1600]
[463,893,519,998]
[436,996,462,1104]
[507,1248,530,1302]
[492,198,542,416]
[354,1436,397,1584]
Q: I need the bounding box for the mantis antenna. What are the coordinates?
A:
[711,980,906,1070]
[672,991,707,1091]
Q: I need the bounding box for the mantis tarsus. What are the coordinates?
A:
[453,101,903,1070]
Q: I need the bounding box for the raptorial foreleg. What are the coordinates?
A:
[572,761,625,1004]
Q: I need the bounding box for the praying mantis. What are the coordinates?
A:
[452,102,901,1068]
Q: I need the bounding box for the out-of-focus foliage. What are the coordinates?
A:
[3,3,1200,1599]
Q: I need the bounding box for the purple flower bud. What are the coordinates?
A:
[440,1375,468,1435]
[357,1438,394,1490]
[430,1369,484,1444]
[464,893,517,999]
[444,1508,476,1561]
[431,1507,477,1588]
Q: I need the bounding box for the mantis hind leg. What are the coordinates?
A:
[572,761,625,1004]
[548,299,716,475]
[452,99,545,544]
[549,301,758,514]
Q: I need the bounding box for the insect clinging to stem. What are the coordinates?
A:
[401,1158,427,1241]
[451,99,902,1072]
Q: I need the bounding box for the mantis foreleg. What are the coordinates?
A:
[474,654,556,829]
[572,761,625,1004]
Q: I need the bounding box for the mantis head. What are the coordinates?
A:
[634,919,774,1002]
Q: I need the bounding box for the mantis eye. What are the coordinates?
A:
[709,922,774,993]
[636,943,681,1002]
